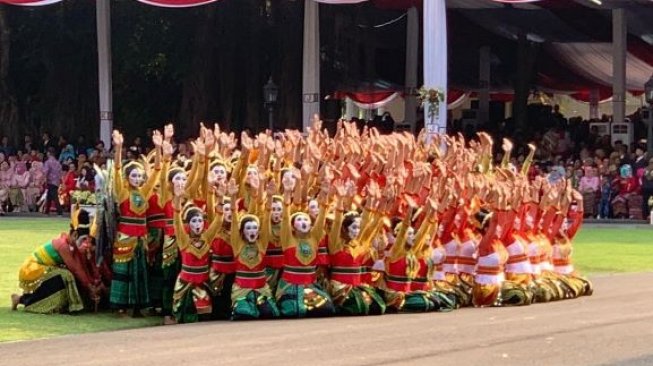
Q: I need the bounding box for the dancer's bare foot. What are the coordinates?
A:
[163,316,177,325]
[11,294,20,310]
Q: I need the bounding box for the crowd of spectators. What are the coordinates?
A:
[460,104,653,221]
[2,111,653,220]
[0,132,112,215]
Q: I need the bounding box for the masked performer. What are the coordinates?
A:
[274,172,335,318]
[12,209,105,313]
[228,177,280,320]
[328,180,386,316]
[110,130,162,317]
[170,184,220,323]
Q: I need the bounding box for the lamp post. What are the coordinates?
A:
[263,77,279,131]
[645,75,653,154]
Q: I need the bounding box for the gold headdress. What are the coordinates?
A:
[182,202,202,222]
[122,161,144,177]
[290,211,311,224]
[239,213,261,227]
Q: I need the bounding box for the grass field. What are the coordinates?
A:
[0,218,158,342]
[0,217,652,343]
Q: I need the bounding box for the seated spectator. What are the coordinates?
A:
[611,164,640,218]
[9,161,29,213]
[0,159,11,215]
[579,167,599,217]
[598,175,612,219]
[27,161,45,212]
[59,144,76,164]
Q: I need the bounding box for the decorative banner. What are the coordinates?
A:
[314,0,369,3]
[135,0,220,7]
[1,0,63,5]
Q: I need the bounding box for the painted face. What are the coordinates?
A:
[128,168,145,188]
[223,202,232,223]
[453,213,462,228]
[406,227,416,247]
[243,220,260,243]
[525,213,534,229]
[514,216,522,231]
[189,215,204,236]
[347,217,362,240]
[271,201,283,224]
[172,172,187,190]
[211,164,227,184]
[308,199,319,220]
[437,224,445,238]
[292,214,312,234]
[495,224,503,239]
[282,170,295,188]
[246,166,258,181]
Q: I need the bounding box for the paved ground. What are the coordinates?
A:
[3,273,653,366]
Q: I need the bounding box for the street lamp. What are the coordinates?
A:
[263,77,279,131]
[645,75,653,153]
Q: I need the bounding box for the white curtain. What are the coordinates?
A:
[423,0,448,137]
[548,43,653,91]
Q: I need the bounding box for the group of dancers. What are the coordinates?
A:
[12,118,592,323]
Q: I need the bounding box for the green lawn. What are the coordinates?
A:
[0,218,651,343]
[0,218,159,342]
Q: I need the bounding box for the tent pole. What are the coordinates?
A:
[423,0,448,142]
[404,6,418,133]
[96,0,113,146]
[612,8,626,138]
[302,0,320,133]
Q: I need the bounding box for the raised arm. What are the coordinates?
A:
[227,178,243,255]
[172,185,189,251]
[112,130,124,199]
[280,178,293,250]
[411,201,437,255]
[389,208,412,260]
[186,140,207,199]
[142,130,162,198]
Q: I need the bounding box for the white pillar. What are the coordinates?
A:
[302,0,320,133]
[478,46,491,125]
[404,6,418,133]
[423,0,447,141]
[96,0,113,146]
[612,8,626,126]
[589,89,600,120]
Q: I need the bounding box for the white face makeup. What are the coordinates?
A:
[246,166,258,181]
[514,216,522,231]
[189,215,204,236]
[223,202,232,223]
[271,201,283,224]
[525,213,534,229]
[128,168,145,188]
[243,220,260,243]
[212,164,227,184]
[495,224,504,239]
[292,214,312,234]
[308,199,319,219]
[437,224,445,238]
[172,172,187,190]
[406,227,416,247]
[453,213,462,228]
[347,217,362,240]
